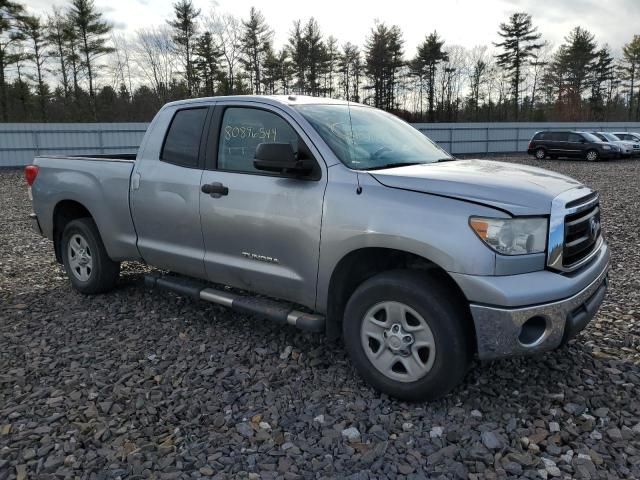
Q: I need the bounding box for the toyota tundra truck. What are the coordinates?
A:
[26,95,609,401]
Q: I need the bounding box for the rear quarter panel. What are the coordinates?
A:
[32,157,140,261]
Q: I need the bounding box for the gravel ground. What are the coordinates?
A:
[1,155,639,480]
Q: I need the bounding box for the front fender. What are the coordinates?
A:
[315,168,503,313]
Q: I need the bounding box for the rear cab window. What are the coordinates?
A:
[161,107,208,168]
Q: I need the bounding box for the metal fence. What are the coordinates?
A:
[3,121,640,167]
[0,123,148,167]
[413,121,640,155]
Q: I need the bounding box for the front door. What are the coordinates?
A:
[199,104,327,308]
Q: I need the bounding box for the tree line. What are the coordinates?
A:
[2,0,640,123]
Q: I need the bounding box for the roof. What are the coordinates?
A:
[162,94,355,110]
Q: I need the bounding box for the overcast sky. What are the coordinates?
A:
[26,0,640,56]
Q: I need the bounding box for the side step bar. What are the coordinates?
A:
[144,272,325,333]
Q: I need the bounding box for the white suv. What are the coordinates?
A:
[611,132,640,155]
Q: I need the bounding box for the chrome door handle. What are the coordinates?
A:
[201,182,229,198]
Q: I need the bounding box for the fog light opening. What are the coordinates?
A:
[518,316,548,346]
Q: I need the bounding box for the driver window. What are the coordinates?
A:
[218,108,299,173]
[568,133,582,143]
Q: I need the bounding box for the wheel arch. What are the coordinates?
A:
[324,247,475,351]
[52,199,95,263]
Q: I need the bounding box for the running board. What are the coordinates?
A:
[144,272,325,333]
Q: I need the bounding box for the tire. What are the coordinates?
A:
[585,149,599,162]
[342,270,471,401]
[534,148,546,159]
[61,218,120,294]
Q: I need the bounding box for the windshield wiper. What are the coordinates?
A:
[366,162,425,171]
[436,157,456,162]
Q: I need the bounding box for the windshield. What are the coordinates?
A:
[295,104,452,170]
[600,132,619,142]
[580,132,602,142]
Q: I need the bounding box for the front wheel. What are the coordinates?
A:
[61,218,120,294]
[342,270,471,401]
[585,149,599,162]
[534,148,547,159]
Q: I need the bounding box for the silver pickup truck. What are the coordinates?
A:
[27,95,609,401]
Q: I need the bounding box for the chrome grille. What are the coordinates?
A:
[548,188,603,272]
[563,204,601,268]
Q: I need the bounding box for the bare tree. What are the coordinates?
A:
[110,33,134,98]
[206,11,242,94]
[132,26,177,104]
[466,46,488,119]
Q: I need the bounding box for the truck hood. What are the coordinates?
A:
[369,159,582,215]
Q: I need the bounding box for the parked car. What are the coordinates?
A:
[527,130,619,161]
[591,131,637,157]
[610,132,640,154]
[26,96,609,401]
[611,131,640,142]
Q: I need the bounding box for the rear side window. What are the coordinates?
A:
[161,108,208,168]
[551,132,568,141]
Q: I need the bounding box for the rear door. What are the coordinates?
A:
[544,132,562,154]
[131,106,211,279]
[566,133,585,157]
[198,102,327,308]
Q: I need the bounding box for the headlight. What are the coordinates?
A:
[469,217,548,255]
[602,145,612,150]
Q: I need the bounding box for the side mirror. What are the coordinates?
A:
[253,143,314,177]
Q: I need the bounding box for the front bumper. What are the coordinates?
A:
[468,258,609,361]
[599,149,618,159]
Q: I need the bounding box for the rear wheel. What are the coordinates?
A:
[534,148,546,160]
[585,149,599,162]
[342,270,471,401]
[61,218,120,294]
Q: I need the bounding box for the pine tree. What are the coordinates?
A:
[193,31,221,96]
[590,46,614,119]
[261,44,280,94]
[339,42,361,102]
[412,31,448,121]
[554,27,597,118]
[167,0,200,97]
[20,15,48,120]
[469,58,487,120]
[364,22,404,110]
[240,7,272,95]
[69,0,113,119]
[494,12,542,120]
[63,13,81,100]
[288,20,307,94]
[324,35,338,97]
[0,0,24,121]
[622,35,640,120]
[46,9,70,98]
[303,18,326,97]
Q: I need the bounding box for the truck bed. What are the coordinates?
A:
[31,154,141,262]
